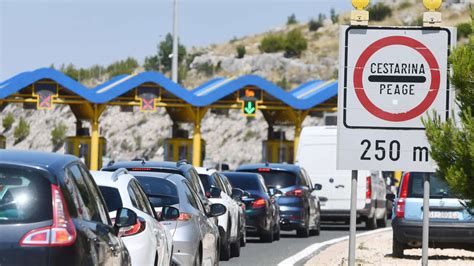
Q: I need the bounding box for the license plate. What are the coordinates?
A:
[429,211,460,219]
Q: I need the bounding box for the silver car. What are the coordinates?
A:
[132,171,225,266]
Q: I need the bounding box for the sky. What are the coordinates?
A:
[0,0,353,80]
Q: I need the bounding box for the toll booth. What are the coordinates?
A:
[65,136,107,169]
[164,138,206,164]
[0,135,5,149]
[262,130,294,163]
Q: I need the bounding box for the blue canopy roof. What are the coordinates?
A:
[0,68,338,110]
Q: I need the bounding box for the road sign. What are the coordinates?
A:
[243,100,256,115]
[337,26,454,172]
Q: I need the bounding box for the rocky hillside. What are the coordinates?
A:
[0,0,470,168]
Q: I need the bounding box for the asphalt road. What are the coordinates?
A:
[221,222,388,266]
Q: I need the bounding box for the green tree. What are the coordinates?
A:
[330,8,339,24]
[368,3,392,21]
[236,45,246,59]
[158,33,187,72]
[61,63,79,80]
[144,55,160,71]
[259,34,286,53]
[424,29,474,208]
[51,122,68,151]
[14,117,30,144]
[308,18,323,32]
[287,14,298,25]
[107,57,139,77]
[284,29,308,58]
[2,113,14,131]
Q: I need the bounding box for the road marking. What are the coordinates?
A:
[277,227,392,266]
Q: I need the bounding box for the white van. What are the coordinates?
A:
[295,126,387,229]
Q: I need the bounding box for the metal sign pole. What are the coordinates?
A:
[422,173,430,266]
[348,170,358,266]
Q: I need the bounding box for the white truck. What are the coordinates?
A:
[295,126,387,229]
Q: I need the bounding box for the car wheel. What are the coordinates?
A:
[310,219,321,236]
[260,229,274,243]
[230,240,241,258]
[377,217,387,228]
[392,237,405,258]
[273,223,281,241]
[240,230,246,247]
[366,215,377,230]
[296,216,310,238]
[193,247,201,266]
[220,235,231,261]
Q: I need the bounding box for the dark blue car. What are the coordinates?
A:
[223,172,281,243]
[236,163,322,237]
[0,150,136,265]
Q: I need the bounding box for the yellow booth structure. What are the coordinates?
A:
[164,138,206,164]
[65,136,107,169]
[0,135,5,149]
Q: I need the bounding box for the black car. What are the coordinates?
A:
[223,172,280,243]
[236,163,321,237]
[102,160,210,209]
[0,150,136,265]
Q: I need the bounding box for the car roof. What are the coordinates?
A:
[195,167,217,176]
[222,171,262,180]
[102,160,192,173]
[91,170,135,188]
[0,149,78,172]
[236,163,301,173]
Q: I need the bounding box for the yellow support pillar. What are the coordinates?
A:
[293,110,307,158]
[90,104,105,171]
[192,108,202,167]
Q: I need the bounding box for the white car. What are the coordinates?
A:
[91,169,174,266]
[196,167,243,260]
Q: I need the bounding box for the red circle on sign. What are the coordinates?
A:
[353,36,440,122]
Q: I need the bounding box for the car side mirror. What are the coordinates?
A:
[114,208,137,235]
[160,206,180,221]
[243,191,251,198]
[386,194,396,202]
[313,183,322,191]
[231,188,244,201]
[210,186,222,198]
[208,203,226,217]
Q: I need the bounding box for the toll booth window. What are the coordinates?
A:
[178,145,188,161]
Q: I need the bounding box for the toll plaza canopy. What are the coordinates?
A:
[0,68,338,169]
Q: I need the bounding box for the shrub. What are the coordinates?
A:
[410,16,423,26]
[196,62,215,76]
[51,122,68,150]
[284,29,308,58]
[236,45,246,59]
[457,23,472,40]
[259,34,286,53]
[276,77,290,90]
[14,117,30,144]
[287,14,298,25]
[2,113,14,131]
[308,19,323,32]
[398,1,412,10]
[368,3,392,21]
[330,8,339,24]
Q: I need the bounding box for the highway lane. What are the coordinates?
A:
[221,222,390,266]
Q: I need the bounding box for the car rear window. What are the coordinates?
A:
[135,176,179,207]
[243,169,297,188]
[408,173,455,199]
[0,166,52,224]
[98,186,123,212]
[225,174,260,191]
[198,174,212,192]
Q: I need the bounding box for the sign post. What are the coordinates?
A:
[337,24,453,265]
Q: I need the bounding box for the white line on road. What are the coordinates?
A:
[277,227,392,266]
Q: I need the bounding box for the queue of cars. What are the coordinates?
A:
[1,146,386,265]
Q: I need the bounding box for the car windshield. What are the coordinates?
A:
[0,166,52,224]
[244,170,297,188]
[225,174,260,191]
[135,176,179,207]
[98,186,123,212]
[408,173,455,199]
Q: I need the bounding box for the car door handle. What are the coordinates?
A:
[335,185,345,189]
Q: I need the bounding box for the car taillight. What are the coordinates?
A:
[177,213,192,221]
[285,189,303,197]
[396,172,411,218]
[365,176,372,204]
[121,218,146,237]
[20,184,77,247]
[251,198,266,208]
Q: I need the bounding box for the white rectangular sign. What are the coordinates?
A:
[337,26,454,172]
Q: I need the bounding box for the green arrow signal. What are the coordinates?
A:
[243,101,256,115]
